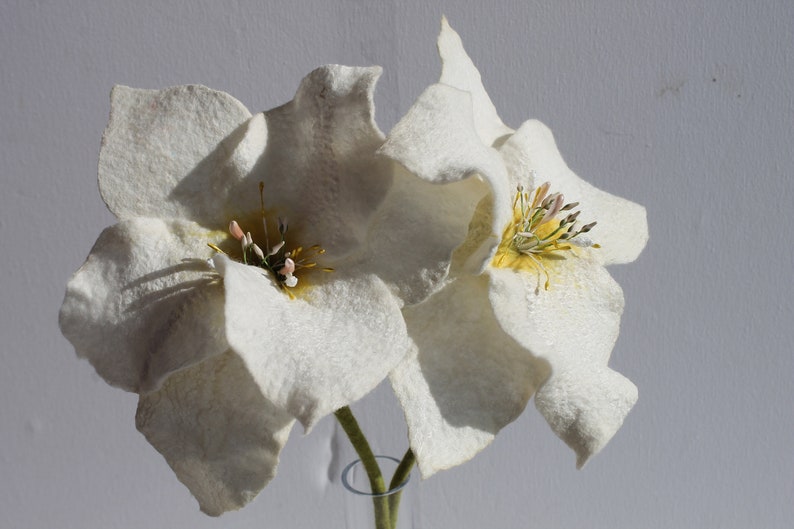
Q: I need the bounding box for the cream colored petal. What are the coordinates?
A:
[379,84,511,272]
[534,364,637,469]
[503,120,649,265]
[488,258,637,466]
[59,218,226,393]
[214,256,409,429]
[99,85,258,225]
[437,17,513,147]
[258,65,391,260]
[136,350,294,516]
[390,275,549,478]
[349,162,488,306]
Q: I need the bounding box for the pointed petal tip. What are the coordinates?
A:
[438,14,460,45]
[536,367,637,467]
[440,14,451,32]
[136,351,294,516]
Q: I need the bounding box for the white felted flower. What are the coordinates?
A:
[380,18,648,477]
[59,66,458,515]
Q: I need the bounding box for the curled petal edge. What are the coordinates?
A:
[534,367,638,468]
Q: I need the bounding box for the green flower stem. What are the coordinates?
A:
[334,406,391,529]
[388,448,415,490]
[387,448,415,529]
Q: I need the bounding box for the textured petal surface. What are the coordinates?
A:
[59,218,226,392]
[380,84,510,272]
[258,65,391,260]
[504,120,649,265]
[488,258,637,466]
[437,17,513,147]
[214,256,409,429]
[99,85,256,224]
[136,350,294,516]
[351,162,488,305]
[534,364,637,469]
[390,275,549,478]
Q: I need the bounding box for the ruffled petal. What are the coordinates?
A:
[503,120,649,265]
[214,256,409,429]
[437,17,513,147]
[99,85,256,224]
[488,258,637,466]
[259,65,391,260]
[379,83,511,272]
[390,275,549,478]
[59,218,226,392]
[136,350,294,516]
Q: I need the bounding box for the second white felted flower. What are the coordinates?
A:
[380,18,648,477]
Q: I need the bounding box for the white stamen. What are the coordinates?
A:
[252,243,265,260]
[283,274,298,288]
[269,241,285,256]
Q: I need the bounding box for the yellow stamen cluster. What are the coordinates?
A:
[209,183,332,298]
[493,181,598,290]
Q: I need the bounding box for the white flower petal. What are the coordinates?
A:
[390,275,549,478]
[534,365,637,469]
[214,256,409,429]
[136,350,294,516]
[437,17,513,147]
[259,65,391,259]
[503,120,649,265]
[380,84,502,187]
[350,162,488,305]
[488,258,637,465]
[488,259,624,364]
[379,84,511,272]
[59,218,226,392]
[99,85,256,224]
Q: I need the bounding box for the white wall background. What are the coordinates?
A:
[2,1,792,528]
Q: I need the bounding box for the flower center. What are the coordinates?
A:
[209,182,332,298]
[492,179,598,290]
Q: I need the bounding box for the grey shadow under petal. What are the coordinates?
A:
[169,118,264,229]
[411,275,551,434]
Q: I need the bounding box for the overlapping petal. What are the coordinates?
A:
[384,20,647,475]
[390,275,550,477]
[350,163,488,305]
[379,84,510,273]
[214,256,410,430]
[136,350,294,516]
[59,218,226,392]
[258,65,391,260]
[99,85,255,224]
